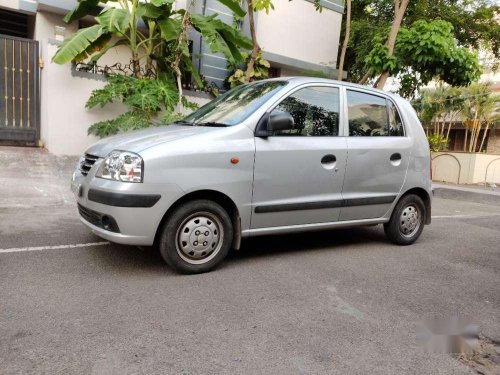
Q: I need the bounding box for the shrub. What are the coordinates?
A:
[427,132,448,152]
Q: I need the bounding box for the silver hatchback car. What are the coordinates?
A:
[72,77,431,274]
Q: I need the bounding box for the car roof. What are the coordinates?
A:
[262,76,403,102]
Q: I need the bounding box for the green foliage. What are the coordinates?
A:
[191,14,252,65]
[63,0,103,23]
[54,0,251,136]
[228,51,270,88]
[88,111,152,138]
[363,20,481,97]
[460,82,500,124]
[364,43,398,76]
[52,24,107,64]
[217,0,247,17]
[427,132,448,152]
[86,75,196,137]
[416,82,499,152]
[342,0,499,85]
[253,0,275,13]
[53,0,250,71]
[298,69,333,79]
[96,8,131,33]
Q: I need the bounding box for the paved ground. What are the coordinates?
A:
[1,146,499,375]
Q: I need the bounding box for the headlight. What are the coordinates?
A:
[96,151,143,183]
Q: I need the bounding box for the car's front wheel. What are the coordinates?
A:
[384,194,425,245]
[158,200,233,274]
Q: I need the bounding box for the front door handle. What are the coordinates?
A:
[321,154,336,164]
[390,153,402,161]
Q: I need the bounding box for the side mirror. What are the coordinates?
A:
[256,111,295,137]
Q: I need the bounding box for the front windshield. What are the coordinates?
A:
[180,80,288,126]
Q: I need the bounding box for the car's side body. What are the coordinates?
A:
[72,77,431,251]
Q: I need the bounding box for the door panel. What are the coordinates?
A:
[340,137,411,221]
[251,84,347,229]
[252,137,348,228]
[340,89,410,221]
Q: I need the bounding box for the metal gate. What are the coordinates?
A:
[0,34,40,146]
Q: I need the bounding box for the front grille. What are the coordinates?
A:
[78,203,120,233]
[79,154,99,176]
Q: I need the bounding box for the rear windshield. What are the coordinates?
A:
[180,80,287,126]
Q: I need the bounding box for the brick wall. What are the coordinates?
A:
[487,129,500,155]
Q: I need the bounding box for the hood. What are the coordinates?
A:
[85,125,219,157]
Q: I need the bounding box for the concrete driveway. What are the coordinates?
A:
[1,147,499,375]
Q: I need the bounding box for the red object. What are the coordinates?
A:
[230,157,239,164]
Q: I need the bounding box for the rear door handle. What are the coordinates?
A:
[390,153,402,161]
[321,154,336,164]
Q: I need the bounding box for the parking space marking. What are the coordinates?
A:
[2,213,500,254]
[0,242,110,254]
[432,213,500,219]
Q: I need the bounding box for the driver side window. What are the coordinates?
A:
[271,86,340,136]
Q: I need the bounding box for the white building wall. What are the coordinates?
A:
[255,0,342,67]
[33,11,211,156]
[34,11,128,155]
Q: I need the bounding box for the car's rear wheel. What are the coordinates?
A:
[158,200,233,274]
[384,194,425,245]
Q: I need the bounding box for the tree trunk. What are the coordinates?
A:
[468,115,479,152]
[172,0,194,110]
[468,122,474,152]
[441,115,447,136]
[337,0,351,81]
[478,123,489,153]
[374,0,409,90]
[358,71,371,85]
[132,52,141,78]
[244,0,261,82]
[473,120,482,153]
[445,121,452,143]
[463,127,468,152]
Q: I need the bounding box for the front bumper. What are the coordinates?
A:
[71,165,184,246]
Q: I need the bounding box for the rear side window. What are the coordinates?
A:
[387,100,404,136]
[347,90,404,136]
[271,86,340,136]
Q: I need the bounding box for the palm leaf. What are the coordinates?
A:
[52,25,106,64]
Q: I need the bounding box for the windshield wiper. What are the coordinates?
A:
[195,122,227,127]
[172,120,193,125]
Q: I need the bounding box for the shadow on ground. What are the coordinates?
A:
[96,225,388,275]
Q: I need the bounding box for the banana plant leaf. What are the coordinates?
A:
[158,18,182,41]
[215,0,246,18]
[74,33,112,62]
[96,8,130,34]
[137,3,165,19]
[64,0,116,23]
[191,14,252,64]
[52,24,108,64]
[90,38,128,63]
[151,0,175,6]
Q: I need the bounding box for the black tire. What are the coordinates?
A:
[384,194,425,245]
[158,200,233,274]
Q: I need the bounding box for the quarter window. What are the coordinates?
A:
[271,86,340,136]
[388,100,405,136]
